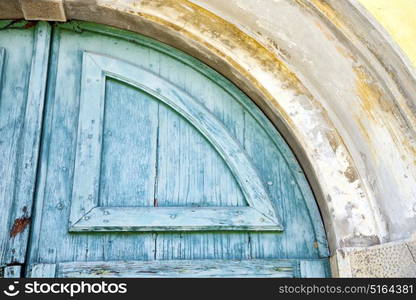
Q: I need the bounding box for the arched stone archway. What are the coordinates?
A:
[1,0,415,277]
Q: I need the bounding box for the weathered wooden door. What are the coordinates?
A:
[0,21,330,278]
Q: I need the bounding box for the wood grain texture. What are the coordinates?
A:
[61,21,329,258]
[93,52,277,221]
[99,78,158,208]
[5,22,51,264]
[68,51,281,232]
[29,263,56,278]
[0,23,50,264]
[71,207,282,232]
[0,47,4,79]
[30,260,299,278]
[3,265,21,278]
[300,259,330,278]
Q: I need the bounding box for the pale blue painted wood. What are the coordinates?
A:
[71,21,329,258]
[71,207,282,232]
[0,47,4,78]
[300,259,330,278]
[3,266,21,278]
[69,51,281,232]
[6,22,51,264]
[245,116,321,259]
[69,51,104,226]
[25,21,330,277]
[151,45,250,260]
[29,260,299,278]
[29,263,56,278]
[99,78,158,208]
[28,26,159,265]
[0,22,50,265]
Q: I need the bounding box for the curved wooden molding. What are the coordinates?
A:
[69,51,282,232]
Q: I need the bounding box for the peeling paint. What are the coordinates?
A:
[9,217,31,238]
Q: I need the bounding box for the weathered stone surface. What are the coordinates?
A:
[20,0,66,21]
[337,235,416,277]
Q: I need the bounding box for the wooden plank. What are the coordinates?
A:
[300,260,330,278]
[245,108,329,258]
[29,263,56,278]
[0,34,31,265]
[3,266,21,278]
[56,21,329,257]
[244,111,323,259]
[26,23,330,274]
[154,57,250,260]
[46,260,297,278]
[70,207,282,232]
[5,22,51,264]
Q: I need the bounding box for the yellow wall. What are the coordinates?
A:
[359,0,416,67]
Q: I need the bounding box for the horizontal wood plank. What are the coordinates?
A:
[70,207,283,232]
[31,260,298,278]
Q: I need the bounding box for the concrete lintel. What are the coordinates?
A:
[20,0,66,21]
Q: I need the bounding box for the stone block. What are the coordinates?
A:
[20,0,66,21]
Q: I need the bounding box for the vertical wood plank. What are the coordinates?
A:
[99,79,158,208]
[6,22,51,264]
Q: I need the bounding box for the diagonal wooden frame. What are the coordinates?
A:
[69,52,282,232]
